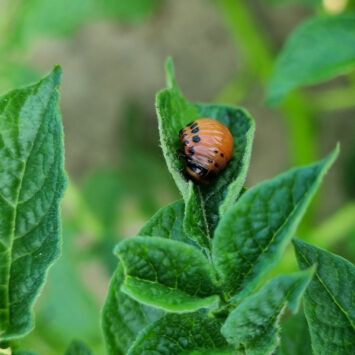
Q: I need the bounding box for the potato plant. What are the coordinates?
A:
[0,54,353,355]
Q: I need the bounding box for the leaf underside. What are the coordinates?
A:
[0,67,66,340]
[293,238,355,355]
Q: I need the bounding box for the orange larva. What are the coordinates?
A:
[179,118,234,183]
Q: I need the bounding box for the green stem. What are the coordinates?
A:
[216,0,318,166]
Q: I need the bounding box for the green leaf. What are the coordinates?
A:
[267,15,355,105]
[212,146,339,300]
[128,313,228,355]
[138,199,195,246]
[156,58,254,246]
[115,236,220,312]
[0,67,66,340]
[102,264,163,355]
[278,311,312,355]
[221,270,314,355]
[64,340,93,355]
[293,238,355,354]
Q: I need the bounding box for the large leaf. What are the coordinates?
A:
[0,67,66,340]
[127,313,228,355]
[221,270,313,355]
[267,15,355,105]
[115,236,220,312]
[293,238,355,354]
[156,58,254,246]
[102,263,163,355]
[212,146,338,300]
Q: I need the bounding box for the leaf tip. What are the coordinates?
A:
[165,57,177,89]
[43,65,62,89]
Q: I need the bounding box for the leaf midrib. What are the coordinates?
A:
[4,88,56,327]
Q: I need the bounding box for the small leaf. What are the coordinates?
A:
[64,340,93,355]
[128,313,228,355]
[115,236,220,312]
[213,146,338,300]
[0,67,66,340]
[267,15,355,105]
[156,58,254,246]
[138,199,196,246]
[102,264,163,355]
[221,270,314,355]
[293,238,355,354]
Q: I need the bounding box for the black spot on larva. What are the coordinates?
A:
[214,163,219,168]
[208,159,213,163]
[191,127,199,134]
[184,140,189,146]
[187,154,193,159]
[220,153,224,157]
[189,146,195,154]
[214,148,218,153]
[191,123,198,129]
[183,133,187,137]
[192,136,201,143]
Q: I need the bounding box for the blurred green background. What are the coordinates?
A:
[0,0,354,354]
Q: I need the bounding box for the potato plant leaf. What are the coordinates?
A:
[102,264,163,355]
[221,270,314,355]
[293,238,355,354]
[138,199,196,246]
[64,340,93,355]
[156,58,254,247]
[267,15,355,105]
[115,236,220,312]
[213,146,338,300]
[127,313,228,355]
[0,67,66,340]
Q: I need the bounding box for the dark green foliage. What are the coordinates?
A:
[101,59,352,355]
[156,59,255,247]
[0,67,66,340]
[115,237,220,312]
[212,147,338,300]
[293,239,355,354]
[128,313,228,355]
[221,270,314,354]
